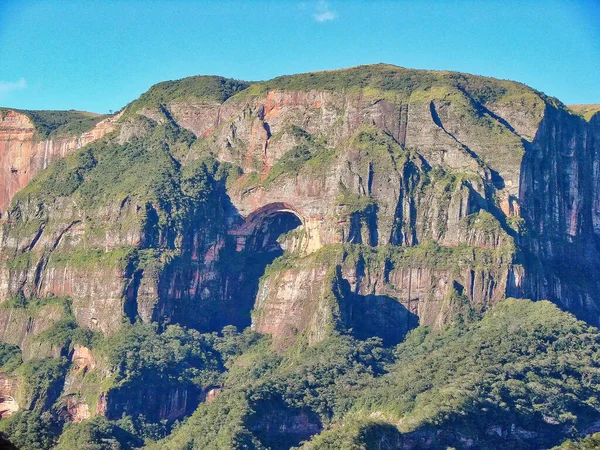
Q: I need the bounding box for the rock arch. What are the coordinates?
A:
[230,202,305,252]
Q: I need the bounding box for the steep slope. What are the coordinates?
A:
[0,64,599,448]
[0,109,119,216]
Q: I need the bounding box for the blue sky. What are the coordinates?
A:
[1,0,598,113]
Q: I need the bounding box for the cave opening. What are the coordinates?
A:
[213,204,304,332]
[245,211,303,254]
[234,210,303,321]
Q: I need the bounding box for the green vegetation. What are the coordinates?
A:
[555,432,600,449]
[46,247,136,270]
[301,419,401,450]
[346,299,600,448]
[152,333,391,450]
[153,299,600,450]
[235,64,542,109]
[55,416,142,450]
[97,322,224,389]
[237,64,444,99]
[0,108,108,139]
[1,294,72,313]
[337,240,514,271]
[0,322,266,448]
[13,121,197,210]
[19,357,70,411]
[351,125,411,169]
[125,76,250,117]
[34,320,79,348]
[9,119,229,263]
[0,342,22,372]
[5,252,33,271]
[266,145,314,182]
[568,104,600,122]
[507,214,528,236]
[0,411,59,450]
[1,64,597,450]
[465,209,504,235]
[2,297,599,449]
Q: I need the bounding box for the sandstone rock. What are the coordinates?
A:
[0,374,20,418]
[0,110,119,216]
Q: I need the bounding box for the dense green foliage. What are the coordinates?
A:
[18,358,70,411]
[300,419,402,450]
[15,121,202,214]
[2,297,600,449]
[0,323,265,448]
[554,432,600,449]
[99,322,224,388]
[151,334,391,450]
[55,416,142,450]
[152,299,600,450]
[76,323,264,442]
[345,299,600,448]
[0,342,22,372]
[0,411,59,450]
[0,108,108,139]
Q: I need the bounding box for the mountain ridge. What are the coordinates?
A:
[1,64,600,449]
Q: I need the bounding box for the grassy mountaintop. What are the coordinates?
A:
[123,63,559,114]
[568,104,600,121]
[124,75,251,116]
[239,63,538,103]
[3,64,568,141]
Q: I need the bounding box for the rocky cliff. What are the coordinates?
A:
[0,65,599,446]
[3,66,597,339]
[0,109,118,217]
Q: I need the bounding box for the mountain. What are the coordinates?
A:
[0,64,599,449]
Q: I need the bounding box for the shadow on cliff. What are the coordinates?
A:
[248,395,323,450]
[334,267,419,346]
[517,105,600,325]
[223,211,303,330]
[155,185,304,333]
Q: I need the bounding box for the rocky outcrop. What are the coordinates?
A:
[104,384,201,423]
[0,300,66,359]
[0,110,118,216]
[253,243,515,347]
[518,107,600,320]
[71,344,96,374]
[0,374,20,418]
[1,65,600,445]
[248,397,323,450]
[63,394,91,423]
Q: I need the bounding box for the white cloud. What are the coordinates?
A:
[0,78,27,96]
[314,10,336,22]
[313,1,336,22]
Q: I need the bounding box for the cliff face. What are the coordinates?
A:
[516,109,600,320]
[0,110,118,217]
[2,66,599,342]
[0,65,599,431]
